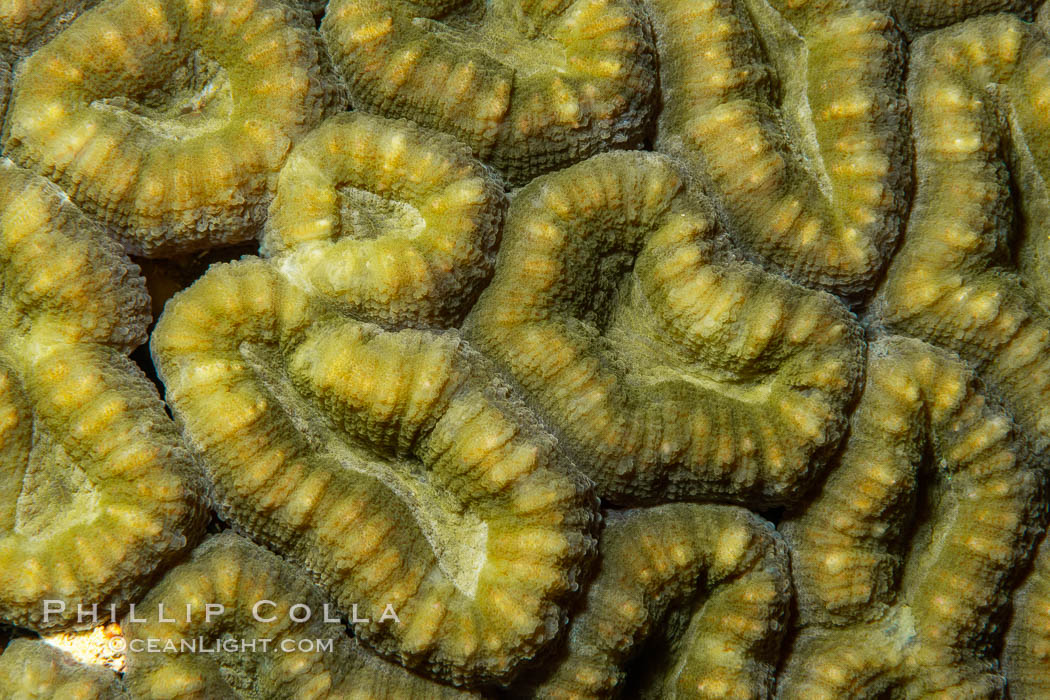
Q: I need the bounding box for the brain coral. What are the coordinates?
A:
[647,0,909,296]
[1004,532,1050,697]
[779,335,1041,697]
[0,638,125,699]
[320,0,657,183]
[5,0,1050,696]
[522,504,790,699]
[150,258,598,686]
[0,160,203,631]
[0,57,9,128]
[124,532,475,699]
[468,150,864,506]
[886,0,1039,31]
[2,0,343,257]
[263,112,504,328]
[0,0,98,60]
[874,12,1050,452]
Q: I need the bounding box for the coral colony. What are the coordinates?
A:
[0,0,1048,697]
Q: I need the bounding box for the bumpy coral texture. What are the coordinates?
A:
[5,0,1050,697]
[124,532,476,699]
[521,504,790,699]
[3,0,343,257]
[874,13,1050,453]
[648,0,909,296]
[0,57,9,129]
[151,258,598,686]
[1004,533,1050,697]
[0,160,203,631]
[0,0,98,59]
[885,0,1039,31]
[468,150,864,506]
[320,0,657,183]
[263,112,504,328]
[0,638,125,699]
[779,335,1041,698]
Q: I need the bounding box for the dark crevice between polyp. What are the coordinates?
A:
[129,240,260,401]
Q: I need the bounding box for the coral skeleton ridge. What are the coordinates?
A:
[263,112,505,328]
[779,335,1042,697]
[151,258,599,687]
[3,0,343,257]
[320,0,658,183]
[468,150,864,506]
[124,532,477,699]
[0,160,203,631]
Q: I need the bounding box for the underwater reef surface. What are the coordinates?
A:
[1,0,1050,698]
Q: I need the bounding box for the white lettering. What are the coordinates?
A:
[42,600,66,624]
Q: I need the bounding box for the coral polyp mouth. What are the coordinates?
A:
[3,0,344,257]
[334,187,426,242]
[90,50,233,140]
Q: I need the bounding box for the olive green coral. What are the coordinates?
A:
[263,112,504,328]
[124,532,476,699]
[0,160,204,631]
[778,335,1041,698]
[0,0,98,60]
[3,0,1050,696]
[0,57,10,133]
[320,0,657,184]
[885,0,1040,31]
[874,13,1050,452]
[0,638,125,700]
[649,0,910,296]
[151,258,598,686]
[468,150,864,506]
[1003,533,1050,697]
[522,504,790,699]
[3,0,343,257]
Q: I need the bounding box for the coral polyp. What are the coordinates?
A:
[468,151,864,506]
[779,335,1041,697]
[263,112,504,328]
[0,160,203,631]
[321,0,657,183]
[3,0,343,257]
[4,0,1050,697]
[151,259,598,686]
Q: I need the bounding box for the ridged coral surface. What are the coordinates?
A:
[468,151,864,506]
[151,259,599,686]
[780,335,1041,697]
[521,504,791,699]
[0,638,125,699]
[124,532,477,699]
[263,111,504,327]
[3,0,1050,698]
[3,0,343,256]
[0,160,203,631]
[321,0,658,183]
